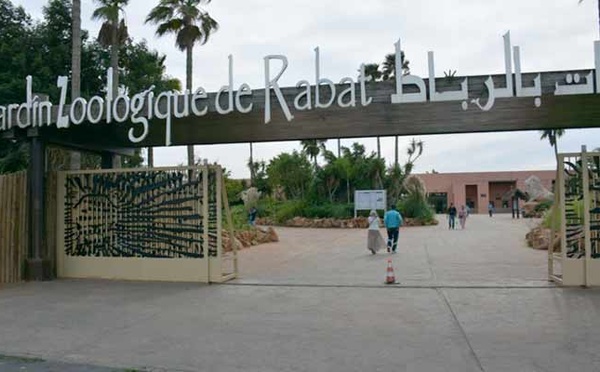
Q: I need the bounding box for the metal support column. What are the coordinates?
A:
[26,135,51,280]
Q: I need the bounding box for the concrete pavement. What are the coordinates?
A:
[1,214,599,371]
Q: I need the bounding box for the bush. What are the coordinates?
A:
[302,204,354,219]
[397,175,436,224]
[534,199,553,213]
[542,199,585,231]
[272,200,307,223]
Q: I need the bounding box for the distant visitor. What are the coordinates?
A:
[384,205,403,253]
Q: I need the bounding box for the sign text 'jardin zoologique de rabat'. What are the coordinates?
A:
[2,32,600,148]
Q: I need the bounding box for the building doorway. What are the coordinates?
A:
[465,185,478,213]
[428,192,448,213]
[489,181,517,213]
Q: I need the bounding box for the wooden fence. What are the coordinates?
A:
[0,171,28,283]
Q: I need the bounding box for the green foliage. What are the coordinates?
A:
[0,0,181,174]
[542,200,584,231]
[534,199,554,213]
[267,151,312,200]
[145,0,219,52]
[397,176,436,224]
[225,178,244,205]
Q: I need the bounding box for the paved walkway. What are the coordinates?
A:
[236,214,549,287]
[0,215,599,371]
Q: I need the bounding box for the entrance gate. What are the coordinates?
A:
[549,149,600,286]
[56,166,237,283]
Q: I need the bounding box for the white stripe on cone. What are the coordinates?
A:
[386,259,396,284]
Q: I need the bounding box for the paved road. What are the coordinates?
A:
[0,214,599,372]
[236,214,549,287]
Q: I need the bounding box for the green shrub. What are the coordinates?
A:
[397,196,435,223]
[542,199,584,231]
[272,200,307,223]
[534,199,553,213]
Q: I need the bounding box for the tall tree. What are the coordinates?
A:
[382,51,409,81]
[540,129,565,166]
[71,0,81,99]
[91,0,129,95]
[363,63,383,158]
[382,50,410,166]
[146,0,219,167]
[300,139,327,168]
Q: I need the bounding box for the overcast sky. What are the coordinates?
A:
[15,0,600,177]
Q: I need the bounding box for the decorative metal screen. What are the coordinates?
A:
[63,168,215,259]
[561,155,585,259]
[588,154,600,259]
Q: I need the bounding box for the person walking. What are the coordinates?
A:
[248,206,258,227]
[458,205,468,229]
[488,202,494,217]
[384,205,403,253]
[367,210,385,255]
[447,203,457,229]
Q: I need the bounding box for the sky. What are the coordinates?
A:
[14,0,600,177]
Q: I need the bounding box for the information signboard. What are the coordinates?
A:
[354,190,387,217]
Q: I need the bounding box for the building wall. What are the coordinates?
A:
[417,171,555,214]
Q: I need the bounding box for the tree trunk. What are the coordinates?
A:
[337,139,341,158]
[186,45,195,166]
[377,137,381,158]
[394,136,399,166]
[147,147,154,167]
[347,178,350,204]
[71,0,81,100]
[249,142,255,185]
[110,20,119,96]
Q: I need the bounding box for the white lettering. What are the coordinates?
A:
[155,91,173,146]
[129,92,149,143]
[235,83,253,114]
[56,76,70,128]
[0,106,6,130]
[87,96,105,124]
[294,80,312,111]
[337,77,356,108]
[264,55,293,124]
[112,94,130,123]
[191,87,208,116]
[358,64,373,107]
[174,90,190,118]
[38,102,52,126]
[70,97,88,125]
[314,47,336,109]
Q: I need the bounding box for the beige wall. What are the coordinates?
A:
[417,170,555,214]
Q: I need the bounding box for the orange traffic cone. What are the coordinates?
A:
[385,259,396,284]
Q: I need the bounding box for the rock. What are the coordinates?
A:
[525,175,553,202]
[526,226,560,250]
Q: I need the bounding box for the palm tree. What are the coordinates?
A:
[363,63,383,158]
[92,0,129,95]
[383,51,410,166]
[146,0,219,167]
[71,0,81,99]
[540,129,565,165]
[249,142,254,185]
[381,51,409,81]
[301,139,327,167]
[363,63,382,81]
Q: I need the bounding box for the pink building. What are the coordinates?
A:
[416,171,555,214]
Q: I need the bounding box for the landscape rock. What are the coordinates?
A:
[526,226,560,251]
[525,175,554,202]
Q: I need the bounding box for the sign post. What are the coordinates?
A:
[354,190,387,218]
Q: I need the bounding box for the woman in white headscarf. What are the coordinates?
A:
[367,210,385,254]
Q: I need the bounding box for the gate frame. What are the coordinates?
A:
[549,148,600,286]
[55,165,238,283]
